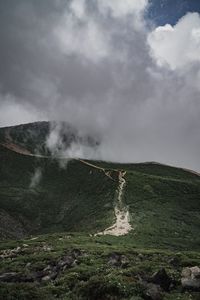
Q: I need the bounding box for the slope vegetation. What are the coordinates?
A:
[0,143,200,251]
[0,145,116,239]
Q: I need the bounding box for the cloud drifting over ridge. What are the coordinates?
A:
[0,1,200,170]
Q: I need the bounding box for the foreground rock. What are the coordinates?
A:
[108,252,129,267]
[181,266,200,291]
[150,268,172,291]
[140,268,172,300]
[143,283,163,300]
[0,248,83,283]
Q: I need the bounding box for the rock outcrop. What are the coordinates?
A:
[181,266,200,291]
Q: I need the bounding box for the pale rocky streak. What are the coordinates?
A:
[95,170,132,236]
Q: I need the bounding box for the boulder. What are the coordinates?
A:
[57,255,75,269]
[108,252,129,267]
[41,275,51,282]
[181,266,200,291]
[0,272,18,282]
[138,253,144,260]
[143,283,163,300]
[71,248,82,259]
[43,265,52,272]
[150,268,171,291]
[108,252,121,266]
[168,257,180,267]
[26,262,31,268]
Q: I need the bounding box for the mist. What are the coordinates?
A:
[0,1,200,171]
[29,168,42,189]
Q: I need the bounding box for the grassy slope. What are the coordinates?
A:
[0,145,200,251]
[0,145,200,299]
[0,233,200,300]
[125,169,200,250]
[94,160,200,250]
[0,145,116,239]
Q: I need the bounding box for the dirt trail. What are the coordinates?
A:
[0,144,112,180]
[0,142,51,158]
[95,171,132,236]
[78,159,114,180]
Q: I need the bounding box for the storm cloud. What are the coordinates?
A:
[0,0,200,171]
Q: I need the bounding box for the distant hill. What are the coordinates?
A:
[0,121,99,156]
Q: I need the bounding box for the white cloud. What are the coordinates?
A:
[98,0,148,30]
[70,0,86,19]
[55,18,110,62]
[148,13,200,70]
[98,0,148,18]
[1,1,200,171]
[54,0,148,63]
[54,1,110,62]
[0,94,44,127]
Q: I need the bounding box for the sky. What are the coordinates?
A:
[0,0,200,171]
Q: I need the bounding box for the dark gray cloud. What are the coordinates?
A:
[0,0,200,171]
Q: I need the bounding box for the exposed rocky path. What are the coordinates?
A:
[95,170,132,236]
[78,159,115,180]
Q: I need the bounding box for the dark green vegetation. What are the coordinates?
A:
[0,122,200,299]
[0,233,200,300]
[0,122,50,154]
[0,145,116,239]
[0,143,200,251]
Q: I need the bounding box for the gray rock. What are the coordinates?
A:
[71,248,82,258]
[121,255,129,267]
[34,270,48,280]
[41,275,51,282]
[150,268,171,291]
[0,272,18,282]
[58,255,75,269]
[181,266,200,291]
[143,283,163,300]
[26,262,31,268]
[108,252,129,267]
[182,267,191,278]
[43,265,52,272]
[49,272,58,280]
[168,257,180,267]
[138,253,144,260]
[108,252,121,266]
[190,266,200,279]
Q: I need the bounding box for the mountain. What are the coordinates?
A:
[0,121,100,156]
[0,122,200,299]
[0,121,200,249]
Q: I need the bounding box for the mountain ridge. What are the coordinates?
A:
[1,121,200,177]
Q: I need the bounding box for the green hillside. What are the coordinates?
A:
[0,145,117,239]
[0,122,200,299]
[0,143,200,251]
